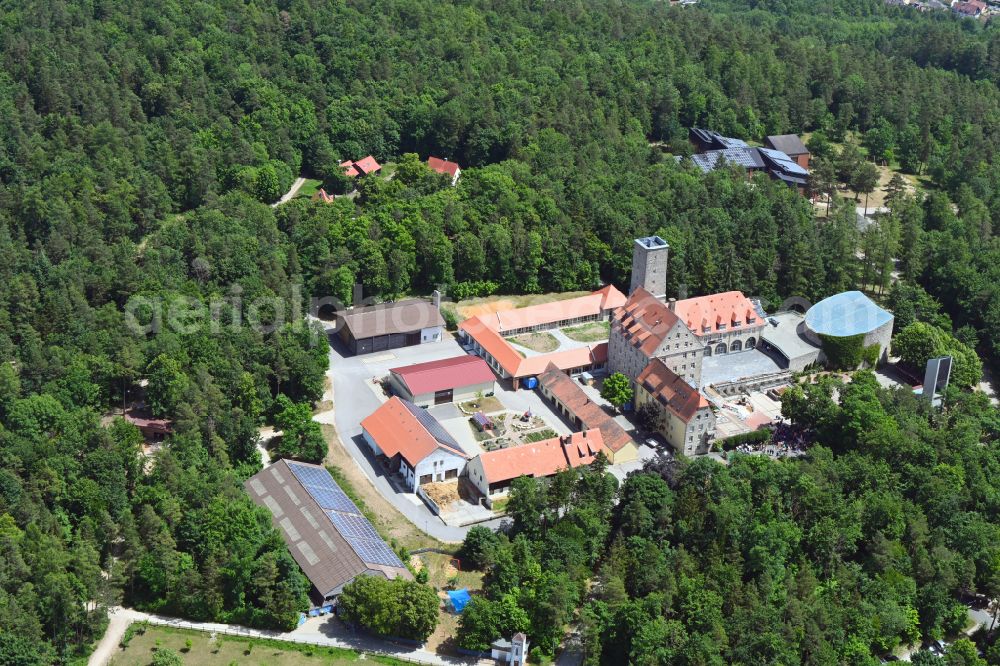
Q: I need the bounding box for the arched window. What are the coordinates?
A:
[731,340,743,352]
[746,337,757,349]
[704,345,712,357]
[715,342,728,355]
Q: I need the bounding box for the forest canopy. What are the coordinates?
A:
[0,0,999,663]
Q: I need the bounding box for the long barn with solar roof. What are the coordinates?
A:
[244,458,412,606]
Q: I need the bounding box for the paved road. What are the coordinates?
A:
[313,321,502,542]
[89,607,477,666]
[271,176,307,207]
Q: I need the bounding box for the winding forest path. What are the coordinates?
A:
[271,176,307,207]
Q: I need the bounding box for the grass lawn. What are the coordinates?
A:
[491,496,510,513]
[561,321,610,342]
[459,396,504,413]
[523,428,558,443]
[506,331,559,353]
[295,178,324,199]
[455,291,591,319]
[110,624,407,666]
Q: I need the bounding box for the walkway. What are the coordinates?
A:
[89,607,477,666]
[271,177,307,207]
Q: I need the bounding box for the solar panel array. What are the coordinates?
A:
[758,147,809,176]
[401,398,462,451]
[287,462,406,569]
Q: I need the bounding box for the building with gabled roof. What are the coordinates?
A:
[608,287,703,388]
[360,397,469,491]
[458,286,625,388]
[635,359,716,455]
[536,364,638,463]
[466,429,608,497]
[427,156,462,185]
[336,297,445,355]
[340,155,382,178]
[764,134,810,169]
[672,291,765,358]
[388,355,496,407]
[244,459,411,605]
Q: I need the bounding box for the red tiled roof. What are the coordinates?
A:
[612,287,683,356]
[537,365,634,453]
[389,355,495,396]
[427,156,461,178]
[477,429,607,485]
[360,397,467,467]
[636,358,709,423]
[354,155,381,175]
[672,291,763,337]
[340,159,360,178]
[341,156,382,177]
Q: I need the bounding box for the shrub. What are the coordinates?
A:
[718,429,772,451]
[339,576,439,641]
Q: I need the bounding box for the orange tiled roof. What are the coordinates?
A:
[537,365,634,453]
[636,358,709,423]
[459,287,620,379]
[612,288,683,356]
[477,429,607,485]
[360,397,467,467]
[672,291,763,337]
[486,286,626,333]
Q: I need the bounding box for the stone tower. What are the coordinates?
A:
[629,236,669,299]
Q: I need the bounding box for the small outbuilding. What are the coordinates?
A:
[427,156,462,185]
[336,297,445,355]
[340,155,382,178]
[388,355,495,407]
[764,134,810,169]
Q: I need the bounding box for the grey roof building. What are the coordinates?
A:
[336,297,445,355]
[244,459,411,604]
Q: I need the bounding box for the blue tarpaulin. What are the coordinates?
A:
[448,588,472,613]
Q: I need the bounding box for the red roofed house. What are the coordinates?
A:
[458,285,626,388]
[952,0,985,17]
[635,358,716,455]
[388,355,496,407]
[608,287,703,388]
[466,429,608,499]
[427,157,462,186]
[536,364,639,463]
[671,291,764,357]
[340,155,382,178]
[360,397,469,492]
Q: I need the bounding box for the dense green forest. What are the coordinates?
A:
[458,376,1000,664]
[0,0,999,663]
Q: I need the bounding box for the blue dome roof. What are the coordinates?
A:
[805,291,893,338]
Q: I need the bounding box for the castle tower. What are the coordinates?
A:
[629,236,669,299]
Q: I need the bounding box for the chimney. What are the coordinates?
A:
[668,298,676,312]
[352,283,364,307]
[432,289,441,310]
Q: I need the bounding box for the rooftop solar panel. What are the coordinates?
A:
[401,399,462,451]
[287,462,363,514]
[328,512,382,541]
[348,537,406,568]
[304,486,359,514]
